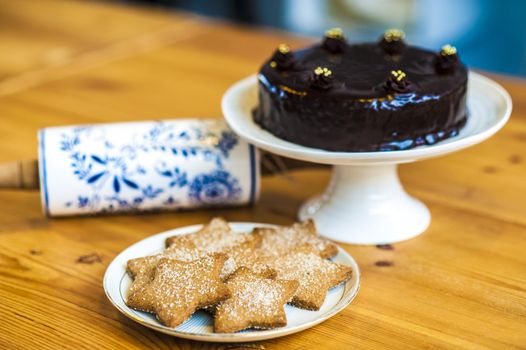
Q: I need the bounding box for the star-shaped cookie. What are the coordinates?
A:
[128,216,263,293]
[166,217,256,253]
[126,253,231,327]
[214,267,298,333]
[257,247,353,310]
[127,232,261,294]
[126,237,202,301]
[252,220,338,259]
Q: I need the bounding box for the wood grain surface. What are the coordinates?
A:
[0,1,525,349]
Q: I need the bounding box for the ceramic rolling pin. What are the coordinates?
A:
[0,119,322,217]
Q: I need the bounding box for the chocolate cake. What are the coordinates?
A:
[253,28,468,151]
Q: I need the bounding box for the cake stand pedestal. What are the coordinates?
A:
[222,73,512,244]
[298,164,429,244]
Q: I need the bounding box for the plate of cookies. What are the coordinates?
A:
[103,218,360,342]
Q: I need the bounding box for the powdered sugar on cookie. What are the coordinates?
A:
[166,217,255,253]
[215,267,298,333]
[257,248,352,310]
[127,254,230,328]
[253,220,338,259]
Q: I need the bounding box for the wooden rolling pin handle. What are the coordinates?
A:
[0,159,39,189]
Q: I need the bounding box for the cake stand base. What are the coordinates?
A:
[298,164,430,244]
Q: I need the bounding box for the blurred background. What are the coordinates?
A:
[122,0,526,78]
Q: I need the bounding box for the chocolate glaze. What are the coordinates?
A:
[253,42,468,151]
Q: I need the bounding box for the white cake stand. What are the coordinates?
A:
[221,72,512,244]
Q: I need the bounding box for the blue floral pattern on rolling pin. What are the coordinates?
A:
[52,120,245,213]
[188,170,241,205]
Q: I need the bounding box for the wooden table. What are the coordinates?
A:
[1,1,525,349]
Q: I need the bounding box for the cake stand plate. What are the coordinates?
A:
[221,72,512,244]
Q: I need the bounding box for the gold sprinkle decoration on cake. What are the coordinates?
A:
[325,27,343,39]
[279,85,307,96]
[358,95,394,103]
[383,28,405,42]
[314,66,332,77]
[441,44,457,56]
[270,61,277,68]
[278,43,290,54]
[391,69,406,82]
